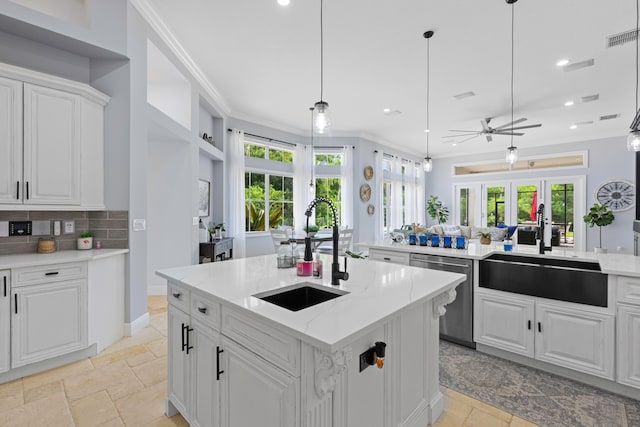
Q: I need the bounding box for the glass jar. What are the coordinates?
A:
[277,241,294,268]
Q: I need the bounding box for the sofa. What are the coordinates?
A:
[517,226,560,246]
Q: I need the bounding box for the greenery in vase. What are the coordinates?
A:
[304,224,320,233]
[476,231,492,239]
[583,203,614,249]
[427,195,449,224]
[80,232,92,238]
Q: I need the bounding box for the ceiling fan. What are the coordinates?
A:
[442,117,542,144]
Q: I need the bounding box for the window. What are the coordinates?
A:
[245,172,294,232]
[314,177,342,228]
[314,153,341,166]
[516,185,538,225]
[550,183,574,246]
[486,186,505,226]
[452,151,587,177]
[244,142,293,164]
[383,182,390,232]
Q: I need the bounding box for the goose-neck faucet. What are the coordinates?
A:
[536,203,552,254]
[305,197,349,286]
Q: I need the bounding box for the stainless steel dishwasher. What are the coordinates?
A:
[409,253,475,348]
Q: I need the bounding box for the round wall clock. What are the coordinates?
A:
[367,204,375,215]
[594,179,635,212]
[364,165,374,181]
[360,183,372,202]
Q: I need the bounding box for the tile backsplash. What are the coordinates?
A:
[0,210,129,255]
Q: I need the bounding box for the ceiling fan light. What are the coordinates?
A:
[506,146,518,164]
[277,0,290,5]
[313,101,330,134]
[423,157,433,172]
[627,130,640,151]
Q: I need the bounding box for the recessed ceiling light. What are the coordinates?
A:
[383,109,402,116]
[424,129,430,133]
[383,108,391,113]
[564,100,574,107]
[569,124,577,129]
[277,0,290,5]
[452,142,457,147]
[556,59,569,67]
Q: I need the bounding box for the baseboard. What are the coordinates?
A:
[124,312,150,336]
[147,284,167,295]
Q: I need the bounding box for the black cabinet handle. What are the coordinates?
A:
[181,323,187,352]
[3,276,6,297]
[14,294,17,314]
[216,346,224,380]
[538,322,542,333]
[16,181,19,200]
[198,307,207,314]
[45,272,59,276]
[527,320,531,330]
[186,326,193,354]
[383,257,391,261]
[172,292,181,299]
[26,182,29,200]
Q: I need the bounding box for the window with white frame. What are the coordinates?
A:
[312,149,342,228]
[244,141,293,163]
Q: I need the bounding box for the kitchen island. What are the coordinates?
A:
[157,253,465,427]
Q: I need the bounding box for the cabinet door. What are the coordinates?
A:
[474,291,534,357]
[535,302,614,379]
[23,83,80,205]
[220,337,298,427]
[0,271,9,373]
[618,304,640,388]
[168,305,191,418]
[11,279,87,368]
[190,320,221,427]
[0,77,22,204]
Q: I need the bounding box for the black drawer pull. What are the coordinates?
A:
[16,181,19,200]
[538,322,542,333]
[14,294,17,314]
[198,307,207,314]
[26,181,29,200]
[45,272,59,276]
[383,257,391,261]
[172,292,181,299]
[3,276,6,297]
[527,320,531,330]
[216,347,224,380]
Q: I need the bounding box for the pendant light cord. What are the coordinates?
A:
[635,0,638,115]
[510,2,515,150]
[426,34,430,156]
[320,0,324,103]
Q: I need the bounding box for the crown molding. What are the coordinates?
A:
[129,0,231,116]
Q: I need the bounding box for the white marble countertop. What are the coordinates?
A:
[0,249,129,269]
[356,241,640,277]
[157,253,465,352]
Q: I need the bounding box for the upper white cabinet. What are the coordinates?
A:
[0,62,109,210]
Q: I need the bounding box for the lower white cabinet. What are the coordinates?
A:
[618,304,640,388]
[11,279,87,368]
[190,320,221,427]
[475,290,614,379]
[168,304,191,418]
[0,270,9,373]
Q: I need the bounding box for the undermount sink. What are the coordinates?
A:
[254,282,349,312]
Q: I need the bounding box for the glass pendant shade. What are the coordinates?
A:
[313,101,330,134]
[308,179,315,193]
[423,157,433,172]
[506,146,518,164]
[627,130,640,151]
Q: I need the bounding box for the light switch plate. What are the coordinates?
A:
[53,221,61,236]
[0,221,7,237]
[192,217,199,226]
[133,219,146,231]
[32,220,50,236]
[63,220,75,234]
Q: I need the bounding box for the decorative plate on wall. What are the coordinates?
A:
[364,165,374,180]
[360,183,372,202]
[367,204,375,215]
[594,179,635,212]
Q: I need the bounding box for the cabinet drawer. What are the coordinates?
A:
[167,282,190,313]
[222,307,300,376]
[190,291,221,331]
[618,276,640,306]
[369,248,410,265]
[13,262,87,287]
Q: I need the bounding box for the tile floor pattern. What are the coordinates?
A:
[0,296,536,427]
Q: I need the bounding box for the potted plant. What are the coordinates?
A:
[212,223,226,239]
[583,203,615,253]
[476,231,492,245]
[304,224,320,237]
[427,195,449,224]
[77,232,93,250]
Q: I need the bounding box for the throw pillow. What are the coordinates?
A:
[431,225,444,236]
[442,225,461,236]
[489,226,508,241]
[459,225,472,239]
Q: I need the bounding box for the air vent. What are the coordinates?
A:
[563,59,595,72]
[453,91,476,100]
[581,94,600,103]
[576,120,594,125]
[600,114,620,121]
[607,29,639,48]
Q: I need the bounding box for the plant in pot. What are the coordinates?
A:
[304,224,319,237]
[213,223,226,239]
[77,232,93,250]
[583,203,615,253]
[427,195,449,225]
[476,231,492,245]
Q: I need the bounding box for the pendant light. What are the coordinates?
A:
[423,30,434,173]
[627,0,640,151]
[505,0,518,165]
[309,107,315,193]
[313,0,331,134]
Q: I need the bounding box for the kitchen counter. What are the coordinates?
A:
[356,240,640,277]
[0,249,129,270]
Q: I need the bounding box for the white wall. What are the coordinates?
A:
[426,136,635,253]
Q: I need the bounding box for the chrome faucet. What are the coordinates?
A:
[305,197,349,286]
[536,203,552,254]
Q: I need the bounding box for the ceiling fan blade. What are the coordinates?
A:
[442,133,481,138]
[447,129,480,133]
[506,124,542,131]
[485,134,493,143]
[493,118,527,130]
[630,108,640,130]
[456,134,481,144]
[480,118,491,132]
[492,131,525,136]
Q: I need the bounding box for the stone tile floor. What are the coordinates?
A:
[0,296,537,426]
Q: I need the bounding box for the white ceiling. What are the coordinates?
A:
[146,0,637,158]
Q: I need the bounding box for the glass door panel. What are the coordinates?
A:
[486,186,505,227]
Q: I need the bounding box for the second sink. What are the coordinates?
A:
[254,282,349,312]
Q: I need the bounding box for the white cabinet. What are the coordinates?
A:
[617,304,640,388]
[0,62,109,210]
[368,248,410,265]
[11,278,87,368]
[190,320,221,427]
[220,337,297,427]
[168,304,191,417]
[475,290,614,379]
[0,270,9,374]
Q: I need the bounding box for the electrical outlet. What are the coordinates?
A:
[63,220,75,234]
[53,221,61,236]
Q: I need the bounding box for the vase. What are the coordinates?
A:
[77,237,93,250]
[480,237,491,245]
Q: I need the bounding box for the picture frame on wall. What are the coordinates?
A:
[198,179,210,217]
